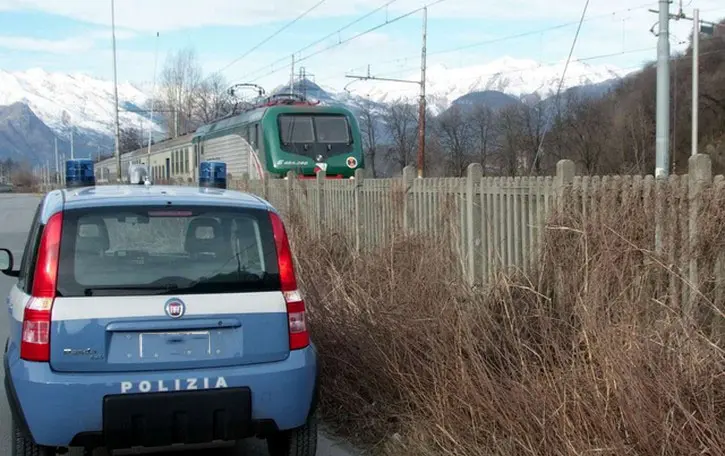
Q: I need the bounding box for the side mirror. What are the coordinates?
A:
[0,248,18,277]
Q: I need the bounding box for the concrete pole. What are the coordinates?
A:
[416,6,427,178]
[111,0,122,182]
[692,8,699,156]
[655,0,670,178]
[54,137,59,184]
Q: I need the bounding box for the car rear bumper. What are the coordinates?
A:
[3,342,318,448]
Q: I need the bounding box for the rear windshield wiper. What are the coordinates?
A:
[84,284,179,296]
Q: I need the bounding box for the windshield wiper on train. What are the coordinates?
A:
[83,284,179,296]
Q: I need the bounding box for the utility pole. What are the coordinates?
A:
[345,7,428,177]
[649,5,720,159]
[54,137,59,184]
[417,6,427,179]
[111,0,122,182]
[148,31,160,167]
[655,0,670,179]
[290,54,295,94]
[692,8,699,156]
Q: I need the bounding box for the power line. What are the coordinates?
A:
[243,0,446,84]
[530,0,590,175]
[350,16,707,90]
[236,0,401,82]
[345,46,653,90]
[344,2,657,75]
[214,0,328,76]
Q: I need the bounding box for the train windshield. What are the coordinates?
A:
[279,114,350,144]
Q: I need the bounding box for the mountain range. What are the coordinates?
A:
[0,57,632,166]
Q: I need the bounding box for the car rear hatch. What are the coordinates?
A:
[50,204,292,373]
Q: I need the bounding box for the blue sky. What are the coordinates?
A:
[0,0,723,93]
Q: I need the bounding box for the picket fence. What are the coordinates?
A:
[226,156,708,290]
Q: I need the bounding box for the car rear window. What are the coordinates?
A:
[56,205,280,297]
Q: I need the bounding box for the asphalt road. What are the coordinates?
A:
[0,194,359,456]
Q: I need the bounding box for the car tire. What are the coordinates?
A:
[12,419,54,456]
[266,414,318,456]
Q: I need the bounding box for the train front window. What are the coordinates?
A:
[314,116,349,143]
[278,114,350,144]
[279,116,314,144]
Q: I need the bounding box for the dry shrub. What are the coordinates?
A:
[284,184,725,456]
[11,169,39,193]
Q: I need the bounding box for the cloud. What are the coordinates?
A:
[0,35,95,53]
[2,0,723,93]
[1,0,717,32]
[0,27,137,55]
[203,30,403,94]
[0,0,379,31]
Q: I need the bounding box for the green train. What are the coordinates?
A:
[192,94,364,179]
[94,93,365,183]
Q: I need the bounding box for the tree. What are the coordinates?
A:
[358,98,380,177]
[517,98,548,174]
[160,46,203,137]
[0,158,18,183]
[195,72,233,125]
[383,100,418,172]
[120,126,144,154]
[549,92,611,174]
[496,104,524,176]
[436,105,474,176]
[470,105,498,175]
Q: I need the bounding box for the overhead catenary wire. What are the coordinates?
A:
[344,2,657,75]
[241,0,446,84]
[529,0,590,175]
[337,5,725,90]
[349,17,710,86]
[213,0,328,76]
[349,47,653,85]
[238,0,401,82]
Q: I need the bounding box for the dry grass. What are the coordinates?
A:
[283,187,725,456]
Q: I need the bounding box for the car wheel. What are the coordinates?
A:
[266,414,318,456]
[12,419,54,456]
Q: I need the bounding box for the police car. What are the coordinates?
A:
[0,161,319,455]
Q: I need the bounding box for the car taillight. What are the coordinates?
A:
[22,212,62,362]
[269,211,309,350]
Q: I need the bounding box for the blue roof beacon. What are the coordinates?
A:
[65,159,95,189]
[199,161,227,189]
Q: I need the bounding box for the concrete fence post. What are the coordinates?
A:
[286,171,295,216]
[466,163,483,286]
[402,165,416,234]
[240,173,249,192]
[315,170,326,239]
[555,159,575,211]
[354,168,365,253]
[261,172,269,200]
[687,153,712,318]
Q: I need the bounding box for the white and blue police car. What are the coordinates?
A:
[0,162,319,455]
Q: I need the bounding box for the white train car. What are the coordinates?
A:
[191,112,265,181]
[94,133,198,184]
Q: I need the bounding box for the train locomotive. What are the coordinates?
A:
[94,93,364,183]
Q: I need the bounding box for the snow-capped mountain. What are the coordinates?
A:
[0,68,162,139]
[337,56,629,113]
[0,57,627,139]
[0,56,632,164]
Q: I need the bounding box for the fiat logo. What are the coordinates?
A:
[164,298,186,319]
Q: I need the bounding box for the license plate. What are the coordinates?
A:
[139,331,211,359]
